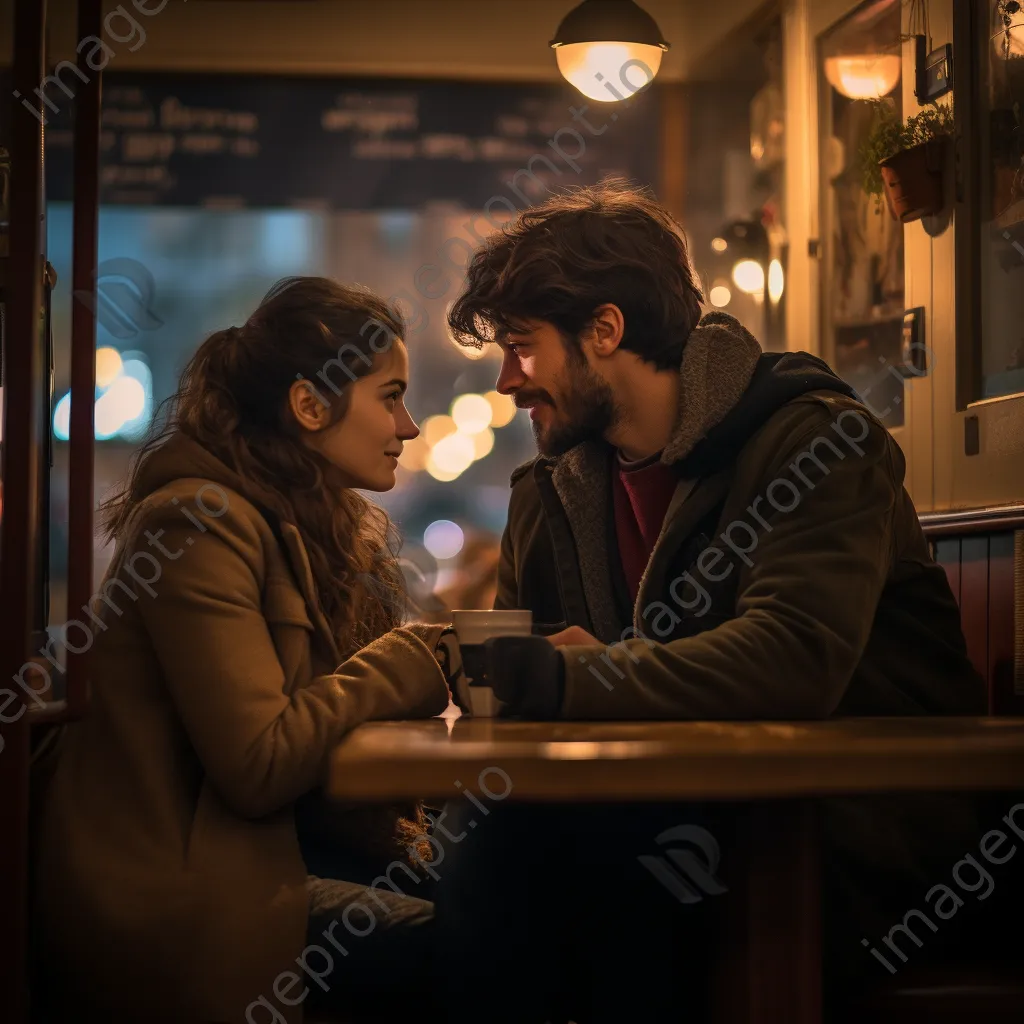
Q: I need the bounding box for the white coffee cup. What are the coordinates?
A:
[449,609,533,717]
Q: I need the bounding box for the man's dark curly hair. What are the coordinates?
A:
[447,179,704,370]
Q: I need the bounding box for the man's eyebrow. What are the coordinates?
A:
[379,378,408,393]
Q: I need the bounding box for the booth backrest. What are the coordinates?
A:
[922,510,1024,716]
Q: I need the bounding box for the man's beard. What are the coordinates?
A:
[530,355,618,457]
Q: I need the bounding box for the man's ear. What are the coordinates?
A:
[588,304,625,357]
[288,378,332,432]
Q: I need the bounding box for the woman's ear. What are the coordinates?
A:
[588,304,625,357]
[288,378,332,432]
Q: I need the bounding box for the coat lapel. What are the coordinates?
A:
[277,522,341,665]
[546,443,623,645]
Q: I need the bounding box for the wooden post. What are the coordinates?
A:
[66,0,104,719]
[0,0,48,1018]
[713,801,822,1023]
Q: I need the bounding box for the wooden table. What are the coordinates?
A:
[327,717,1024,1024]
[328,715,1024,801]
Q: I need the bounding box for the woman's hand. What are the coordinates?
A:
[545,625,601,648]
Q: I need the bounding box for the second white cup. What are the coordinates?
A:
[450,609,533,717]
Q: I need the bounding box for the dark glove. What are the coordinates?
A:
[482,635,565,720]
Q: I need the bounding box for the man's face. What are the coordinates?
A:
[495,320,618,457]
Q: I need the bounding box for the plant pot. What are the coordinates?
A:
[879,136,947,223]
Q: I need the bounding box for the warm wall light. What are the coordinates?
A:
[732,259,766,296]
[768,259,785,303]
[824,53,901,99]
[551,0,670,102]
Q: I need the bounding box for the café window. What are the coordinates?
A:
[817,0,905,428]
[956,0,1024,403]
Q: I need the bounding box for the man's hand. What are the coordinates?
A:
[481,635,565,720]
[545,625,600,648]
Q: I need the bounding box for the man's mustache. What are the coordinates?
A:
[514,390,554,409]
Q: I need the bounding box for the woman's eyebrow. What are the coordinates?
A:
[379,378,408,393]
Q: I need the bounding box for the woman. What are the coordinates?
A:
[34,278,453,1023]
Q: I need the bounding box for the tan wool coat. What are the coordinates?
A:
[33,435,450,1023]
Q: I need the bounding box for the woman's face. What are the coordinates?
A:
[292,339,419,492]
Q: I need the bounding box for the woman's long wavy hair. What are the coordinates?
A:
[101,276,408,655]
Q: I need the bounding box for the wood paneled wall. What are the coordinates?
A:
[929,523,1024,715]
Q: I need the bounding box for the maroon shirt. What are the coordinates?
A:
[612,451,680,604]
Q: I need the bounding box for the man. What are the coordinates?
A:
[435,181,987,1022]
[448,181,978,724]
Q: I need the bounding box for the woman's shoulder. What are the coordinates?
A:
[121,477,281,570]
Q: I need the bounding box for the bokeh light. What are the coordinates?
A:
[768,259,785,303]
[430,432,475,474]
[95,347,123,388]
[732,259,765,295]
[425,457,462,482]
[53,351,152,442]
[95,375,146,439]
[709,284,732,307]
[398,434,430,472]
[450,393,493,434]
[484,390,516,428]
[423,520,465,560]
[422,414,457,446]
[470,427,494,460]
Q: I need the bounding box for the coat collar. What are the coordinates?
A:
[134,432,342,663]
[661,311,762,465]
[277,521,342,664]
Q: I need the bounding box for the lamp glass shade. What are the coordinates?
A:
[555,41,663,101]
[823,53,901,99]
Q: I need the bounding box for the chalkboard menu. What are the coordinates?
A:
[36,72,660,209]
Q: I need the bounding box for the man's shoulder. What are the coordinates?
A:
[740,388,899,483]
[506,456,547,528]
[509,456,540,487]
[753,389,888,450]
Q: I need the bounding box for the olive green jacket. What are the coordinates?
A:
[498,387,982,722]
[496,316,982,723]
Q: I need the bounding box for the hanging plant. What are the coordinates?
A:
[858,100,904,199]
[858,101,954,221]
[997,0,1022,53]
